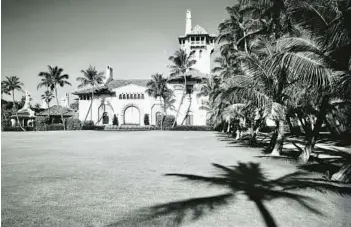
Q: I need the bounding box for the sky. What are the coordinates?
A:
[2,0,235,103]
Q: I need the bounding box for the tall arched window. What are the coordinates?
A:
[141,94,144,99]
[119,94,122,99]
[134,94,137,99]
[127,94,130,99]
[155,112,162,125]
[138,94,141,99]
[123,94,126,99]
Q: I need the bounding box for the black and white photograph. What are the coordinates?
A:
[1,0,351,226]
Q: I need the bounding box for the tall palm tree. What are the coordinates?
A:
[76,65,105,128]
[168,49,197,127]
[41,90,54,121]
[146,73,170,130]
[37,65,71,130]
[2,76,25,131]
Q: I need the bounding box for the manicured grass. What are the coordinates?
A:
[2,131,350,227]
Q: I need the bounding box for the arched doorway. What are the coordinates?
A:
[124,106,140,125]
[102,112,109,125]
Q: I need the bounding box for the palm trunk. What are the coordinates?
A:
[81,99,92,130]
[55,87,65,130]
[270,120,285,156]
[159,96,163,130]
[12,91,25,131]
[298,96,329,163]
[91,87,94,121]
[181,93,192,125]
[253,199,278,227]
[172,75,187,128]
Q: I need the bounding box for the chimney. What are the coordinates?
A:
[185,9,192,35]
[104,65,113,84]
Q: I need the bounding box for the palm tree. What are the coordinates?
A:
[38,65,72,130]
[2,76,25,131]
[146,73,170,130]
[168,49,197,127]
[76,65,105,128]
[41,90,54,121]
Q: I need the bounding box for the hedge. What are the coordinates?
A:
[164,125,213,131]
[3,126,35,131]
[156,115,176,128]
[105,125,158,131]
[66,118,81,130]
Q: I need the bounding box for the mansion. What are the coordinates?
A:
[73,10,216,126]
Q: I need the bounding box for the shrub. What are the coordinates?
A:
[1,119,11,131]
[35,116,50,131]
[157,115,176,128]
[144,114,150,126]
[66,118,81,130]
[3,126,35,131]
[113,114,119,126]
[47,124,64,131]
[82,120,95,130]
[164,125,213,131]
[105,125,157,131]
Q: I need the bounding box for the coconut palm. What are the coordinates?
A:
[76,65,105,128]
[2,76,25,131]
[37,65,72,130]
[41,90,54,121]
[146,73,170,130]
[168,49,197,127]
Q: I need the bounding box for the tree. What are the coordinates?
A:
[168,49,197,127]
[2,76,25,131]
[145,73,170,130]
[41,90,54,121]
[76,65,105,129]
[38,65,72,130]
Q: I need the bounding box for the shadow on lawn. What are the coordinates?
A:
[105,162,351,227]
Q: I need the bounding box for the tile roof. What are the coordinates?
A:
[167,69,209,82]
[36,105,76,116]
[72,79,149,95]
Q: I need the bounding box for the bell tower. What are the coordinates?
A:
[178,9,216,75]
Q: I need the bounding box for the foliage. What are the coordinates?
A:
[164,125,213,131]
[144,114,150,126]
[3,126,35,132]
[81,120,95,130]
[35,116,50,131]
[1,119,11,131]
[66,118,81,130]
[47,124,64,131]
[105,125,158,131]
[113,114,119,126]
[69,100,79,111]
[156,115,176,128]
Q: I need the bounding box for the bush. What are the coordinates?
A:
[164,125,213,131]
[156,115,176,128]
[35,116,50,131]
[105,125,157,131]
[3,126,35,131]
[144,114,150,126]
[113,114,119,126]
[82,120,95,130]
[66,118,81,130]
[2,119,11,131]
[47,124,64,131]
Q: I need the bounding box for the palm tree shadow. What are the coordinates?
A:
[105,162,350,227]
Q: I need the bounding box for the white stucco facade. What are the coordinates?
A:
[74,10,215,126]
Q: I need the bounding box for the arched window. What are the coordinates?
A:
[102,112,109,125]
[138,94,141,99]
[141,94,144,99]
[122,94,125,99]
[119,94,122,99]
[127,94,130,99]
[134,94,137,99]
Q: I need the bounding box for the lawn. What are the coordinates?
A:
[2,131,350,227]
